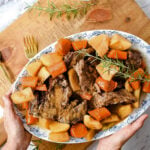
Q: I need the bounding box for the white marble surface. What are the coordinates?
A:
[0,0,150,150]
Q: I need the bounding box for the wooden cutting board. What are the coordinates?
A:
[0,0,150,149]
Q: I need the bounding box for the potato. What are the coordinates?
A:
[84,115,102,130]
[116,104,133,119]
[96,62,119,81]
[88,34,110,57]
[110,34,131,50]
[38,67,50,83]
[49,132,70,142]
[26,61,42,76]
[11,87,35,104]
[102,122,116,130]
[49,121,70,133]
[102,114,120,124]
[40,53,63,67]
[132,87,141,108]
[125,80,133,92]
[38,118,52,129]
[68,68,80,91]
[85,129,96,141]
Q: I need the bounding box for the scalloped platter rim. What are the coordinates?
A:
[13,30,150,144]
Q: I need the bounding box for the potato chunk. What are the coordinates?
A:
[96,62,119,81]
[49,121,70,133]
[11,87,35,104]
[125,80,133,92]
[132,87,141,108]
[38,118,52,129]
[38,67,50,83]
[110,34,131,50]
[102,114,120,124]
[40,53,63,67]
[88,34,110,57]
[26,61,42,76]
[116,104,133,119]
[85,129,96,141]
[84,115,102,130]
[49,132,70,142]
[68,68,80,91]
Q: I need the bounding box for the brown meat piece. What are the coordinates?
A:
[74,59,97,92]
[58,100,87,124]
[91,89,136,108]
[125,50,142,70]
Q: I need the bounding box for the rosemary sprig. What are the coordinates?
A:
[27,0,96,20]
[76,50,150,82]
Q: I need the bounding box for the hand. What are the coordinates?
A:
[97,114,148,150]
[2,90,32,150]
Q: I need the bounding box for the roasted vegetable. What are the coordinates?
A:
[55,38,72,56]
[38,67,50,83]
[68,68,80,91]
[132,87,141,108]
[102,114,120,124]
[116,104,133,119]
[125,80,133,92]
[88,107,111,121]
[85,129,96,141]
[96,62,119,81]
[88,34,110,57]
[107,49,127,60]
[72,40,87,51]
[26,110,38,125]
[143,75,150,93]
[96,77,118,92]
[70,123,88,138]
[110,34,131,50]
[49,132,70,142]
[40,52,63,67]
[26,61,42,76]
[11,87,35,104]
[84,115,102,130]
[21,76,38,88]
[49,121,70,133]
[47,61,67,78]
[38,118,51,129]
[35,84,47,91]
[80,93,92,100]
[22,102,29,110]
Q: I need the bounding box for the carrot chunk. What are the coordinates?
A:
[47,61,67,78]
[107,49,127,60]
[88,107,111,121]
[70,123,88,138]
[22,102,29,110]
[26,110,38,125]
[96,77,118,92]
[143,75,150,93]
[55,38,72,56]
[72,40,88,51]
[21,76,38,88]
[35,84,47,91]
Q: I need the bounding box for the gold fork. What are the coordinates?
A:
[24,35,38,59]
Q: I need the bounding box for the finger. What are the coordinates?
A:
[110,114,148,146]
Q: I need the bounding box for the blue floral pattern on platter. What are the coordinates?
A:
[13,30,150,144]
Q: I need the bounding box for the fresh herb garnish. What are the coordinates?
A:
[76,49,150,82]
[27,0,96,20]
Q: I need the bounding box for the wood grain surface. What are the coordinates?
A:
[0,0,150,149]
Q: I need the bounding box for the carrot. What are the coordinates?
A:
[47,61,67,78]
[129,68,145,90]
[26,110,38,125]
[72,40,88,51]
[70,123,88,138]
[88,107,111,121]
[35,84,47,91]
[96,77,118,92]
[107,49,127,60]
[22,102,29,110]
[55,38,72,56]
[21,76,38,88]
[143,75,150,93]
[80,93,92,100]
